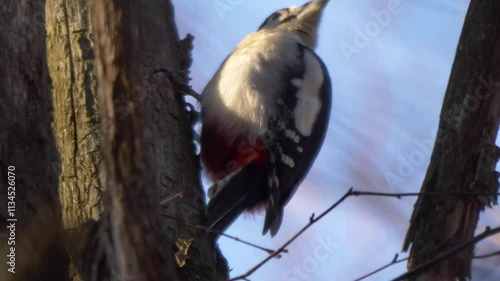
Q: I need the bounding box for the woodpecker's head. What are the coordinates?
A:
[258,0,329,49]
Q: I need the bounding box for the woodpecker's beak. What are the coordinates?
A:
[299,0,329,19]
[310,0,330,7]
[293,0,329,49]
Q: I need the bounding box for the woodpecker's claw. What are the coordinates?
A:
[185,103,200,124]
[185,102,200,143]
[183,89,202,102]
[154,68,201,145]
[154,68,201,102]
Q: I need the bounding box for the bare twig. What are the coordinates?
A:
[354,239,457,281]
[354,254,408,281]
[473,249,500,259]
[351,191,500,198]
[160,191,183,205]
[161,214,284,256]
[355,236,500,280]
[229,189,500,281]
[392,226,500,281]
[229,187,355,281]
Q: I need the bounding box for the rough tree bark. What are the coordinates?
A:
[403,0,500,280]
[91,0,175,280]
[45,0,228,280]
[134,1,229,280]
[87,0,228,278]
[46,0,103,232]
[45,1,103,280]
[1,0,228,281]
[0,1,69,281]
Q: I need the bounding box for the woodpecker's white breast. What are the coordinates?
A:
[201,29,307,138]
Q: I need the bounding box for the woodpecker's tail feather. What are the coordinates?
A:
[262,205,283,237]
[207,164,267,236]
[262,154,284,237]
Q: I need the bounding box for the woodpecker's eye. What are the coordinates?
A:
[258,7,299,30]
[271,12,281,20]
[272,9,288,21]
[259,9,288,30]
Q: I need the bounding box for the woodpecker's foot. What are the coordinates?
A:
[185,102,199,125]
[183,88,202,102]
[185,102,200,143]
[154,68,201,102]
[154,68,201,147]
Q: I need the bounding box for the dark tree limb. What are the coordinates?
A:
[134,1,229,280]
[92,0,174,280]
[403,0,500,280]
[89,1,228,280]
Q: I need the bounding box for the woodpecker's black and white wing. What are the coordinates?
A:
[262,44,331,236]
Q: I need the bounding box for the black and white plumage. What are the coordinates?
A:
[201,0,331,237]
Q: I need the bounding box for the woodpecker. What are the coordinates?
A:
[201,0,331,237]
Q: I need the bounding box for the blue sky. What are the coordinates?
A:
[172,0,500,280]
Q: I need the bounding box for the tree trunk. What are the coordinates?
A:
[0,1,69,281]
[91,0,175,279]
[403,0,500,280]
[42,0,228,280]
[134,1,229,280]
